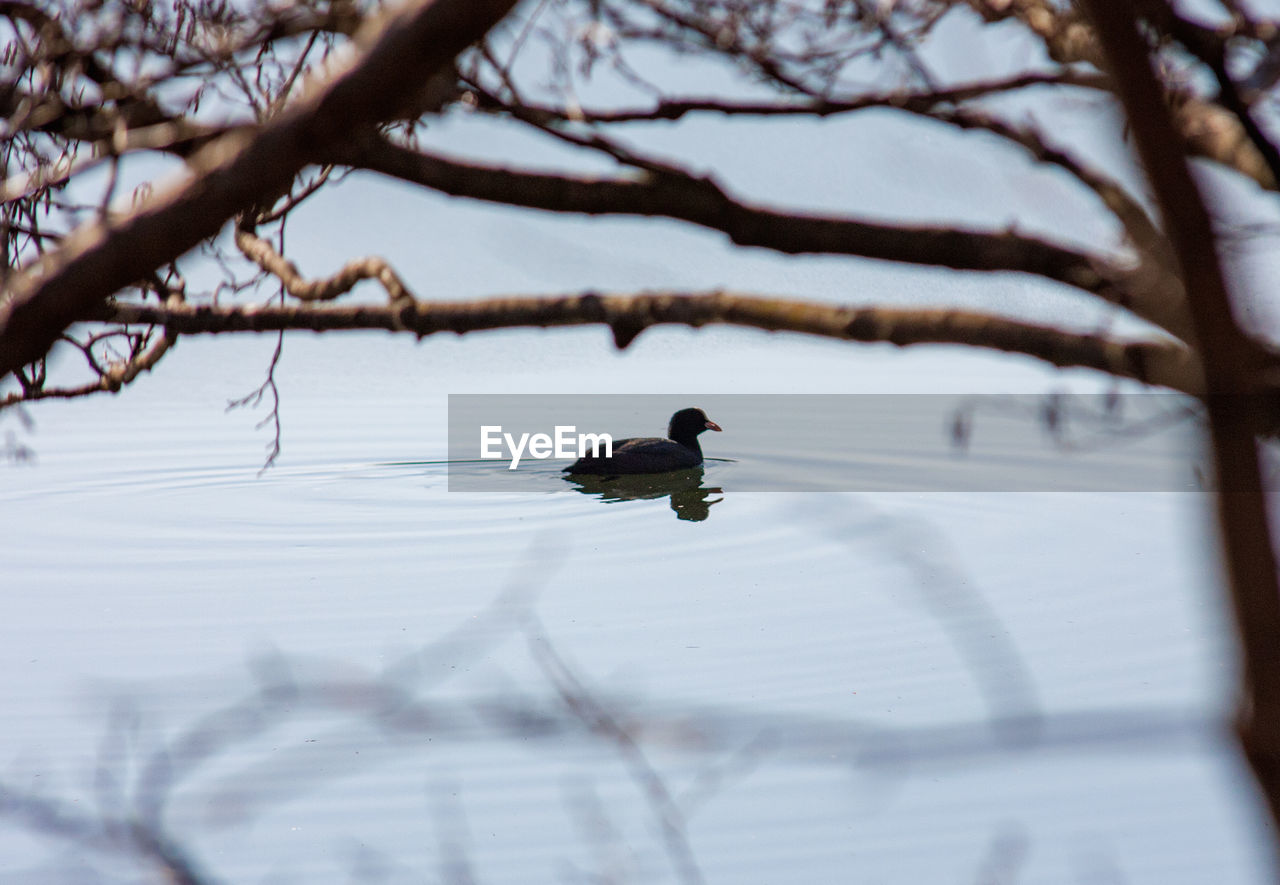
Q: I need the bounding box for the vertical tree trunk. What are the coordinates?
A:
[1079,0,1280,851]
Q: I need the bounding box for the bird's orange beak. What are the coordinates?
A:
[706,420,722,432]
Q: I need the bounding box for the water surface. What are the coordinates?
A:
[0,333,1267,884]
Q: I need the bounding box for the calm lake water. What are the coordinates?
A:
[0,329,1272,884]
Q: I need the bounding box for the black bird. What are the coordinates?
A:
[564,408,723,475]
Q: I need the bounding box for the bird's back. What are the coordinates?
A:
[564,436,703,475]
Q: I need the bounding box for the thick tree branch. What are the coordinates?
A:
[1081,0,1280,847]
[334,135,1194,340]
[88,292,1204,393]
[966,0,1278,189]
[478,78,1177,296]
[1161,10,1280,191]
[0,0,519,379]
[920,106,1170,265]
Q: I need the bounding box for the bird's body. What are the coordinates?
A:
[564,408,722,475]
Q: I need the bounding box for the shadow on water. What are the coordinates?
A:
[562,467,724,522]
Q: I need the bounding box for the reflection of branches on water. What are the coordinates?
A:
[0,777,213,884]
[0,668,1215,881]
[948,392,1202,456]
[137,541,560,834]
[563,777,641,884]
[947,392,1280,490]
[1,402,36,463]
[430,776,481,885]
[0,534,1217,881]
[529,615,705,885]
[795,497,1042,741]
[0,542,560,882]
[972,825,1030,885]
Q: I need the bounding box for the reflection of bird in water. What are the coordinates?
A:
[564,469,724,522]
[564,408,722,476]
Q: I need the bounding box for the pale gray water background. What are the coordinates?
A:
[4,53,1277,880]
[0,329,1270,884]
[447,393,1205,492]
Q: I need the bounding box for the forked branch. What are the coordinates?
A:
[334,135,1192,339]
[0,0,519,379]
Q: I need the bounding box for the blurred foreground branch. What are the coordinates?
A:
[1081,0,1280,846]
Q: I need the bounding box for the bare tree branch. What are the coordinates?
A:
[334,134,1193,339]
[88,291,1204,393]
[965,0,1279,189]
[0,121,241,204]
[1080,0,1280,847]
[0,0,520,379]
[0,324,174,409]
[917,106,1171,265]
[465,70,1110,124]
[234,223,415,304]
[1159,9,1280,190]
